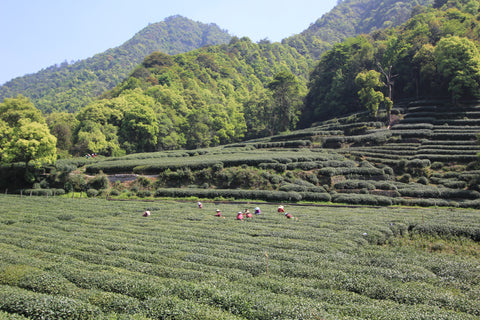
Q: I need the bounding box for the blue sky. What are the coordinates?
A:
[0,0,337,85]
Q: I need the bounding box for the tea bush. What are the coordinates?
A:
[332,193,393,206]
[22,189,65,196]
[86,189,99,198]
[0,285,100,320]
[0,196,479,319]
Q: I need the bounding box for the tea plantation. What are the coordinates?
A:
[0,195,479,319]
[4,101,480,209]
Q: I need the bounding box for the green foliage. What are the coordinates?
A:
[66,173,87,192]
[355,70,386,117]
[434,36,480,102]
[86,172,109,191]
[267,71,304,133]
[0,96,57,168]
[302,35,375,123]
[67,36,312,153]
[303,2,480,126]
[2,196,479,319]
[0,16,232,113]
[283,0,435,60]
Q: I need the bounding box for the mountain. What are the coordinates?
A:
[0,1,434,114]
[301,0,480,125]
[283,0,434,59]
[0,15,232,113]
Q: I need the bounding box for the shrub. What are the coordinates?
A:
[383,167,394,175]
[0,285,100,320]
[398,174,412,183]
[439,189,480,199]
[411,222,480,241]
[259,163,287,172]
[136,190,152,198]
[109,189,120,196]
[22,189,65,196]
[417,177,429,185]
[86,173,109,191]
[300,192,332,202]
[332,193,393,206]
[86,189,99,198]
[334,180,375,190]
[398,186,441,198]
[135,176,152,188]
[402,198,452,207]
[440,179,467,189]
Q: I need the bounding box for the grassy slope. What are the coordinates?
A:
[0,195,479,319]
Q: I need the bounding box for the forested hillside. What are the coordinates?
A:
[59,38,312,156]
[0,0,433,115]
[0,16,232,113]
[283,0,434,59]
[301,0,480,125]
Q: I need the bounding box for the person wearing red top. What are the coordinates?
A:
[236,211,244,220]
[278,205,285,213]
[245,208,253,218]
[215,209,222,217]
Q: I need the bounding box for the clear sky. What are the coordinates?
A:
[0,0,337,85]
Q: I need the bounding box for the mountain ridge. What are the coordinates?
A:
[0,15,232,112]
[283,0,434,58]
[1,0,435,113]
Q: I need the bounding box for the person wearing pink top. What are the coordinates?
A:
[236,211,244,220]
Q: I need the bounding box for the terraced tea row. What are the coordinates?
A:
[0,196,479,319]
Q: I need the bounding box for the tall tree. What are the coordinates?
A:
[267,71,303,133]
[46,112,79,157]
[0,97,57,174]
[434,36,480,103]
[355,70,388,117]
[120,102,159,153]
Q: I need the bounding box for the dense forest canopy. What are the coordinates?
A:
[0,0,431,115]
[301,0,480,125]
[283,0,435,59]
[0,16,232,113]
[67,37,311,155]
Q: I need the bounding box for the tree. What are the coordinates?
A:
[0,97,57,173]
[75,121,123,156]
[243,87,273,139]
[302,35,374,126]
[434,36,480,103]
[0,119,57,171]
[267,71,303,133]
[412,44,438,97]
[376,63,398,123]
[120,104,159,153]
[355,70,387,117]
[0,95,45,126]
[46,112,79,157]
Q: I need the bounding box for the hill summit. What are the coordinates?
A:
[0,15,232,113]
